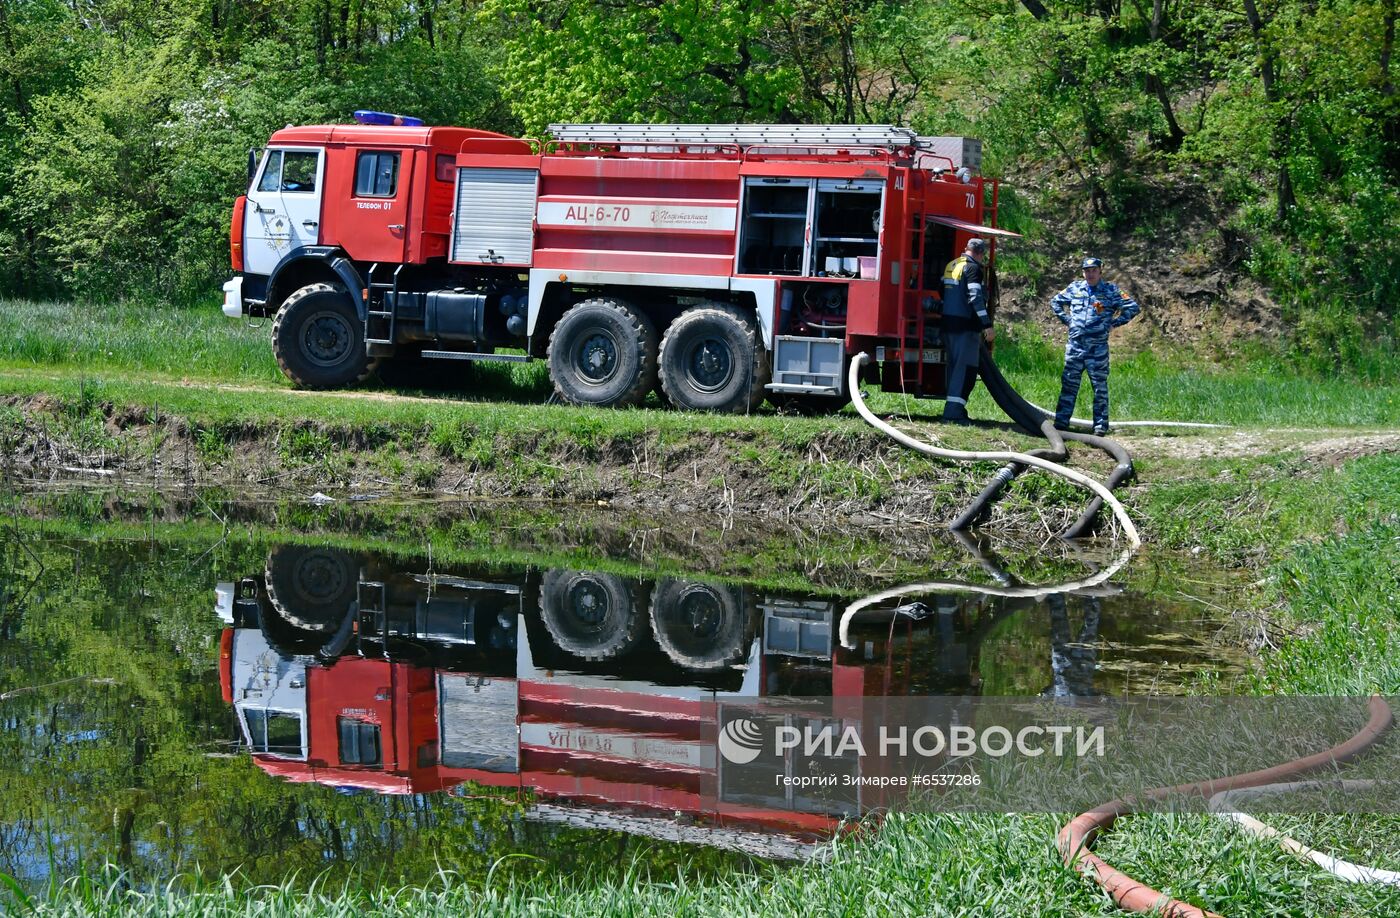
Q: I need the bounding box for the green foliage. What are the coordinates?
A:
[1,0,1397,372]
[479,0,934,133]
[0,0,508,300]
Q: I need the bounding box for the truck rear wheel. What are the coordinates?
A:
[547,297,657,408]
[650,579,749,671]
[272,282,379,389]
[659,303,769,413]
[538,569,643,661]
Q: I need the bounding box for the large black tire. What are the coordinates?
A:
[272,283,380,389]
[538,569,643,661]
[546,298,657,408]
[650,579,750,671]
[264,545,359,633]
[658,303,769,413]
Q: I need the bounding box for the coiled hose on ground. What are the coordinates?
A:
[855,343,1228,537]
[1059,697,1393,917]
[847,351,1142,546]
[971,341,1139,537]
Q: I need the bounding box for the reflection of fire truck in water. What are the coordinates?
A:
[216,546,1100,852]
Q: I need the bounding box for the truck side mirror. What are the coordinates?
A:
[247,149,258,186]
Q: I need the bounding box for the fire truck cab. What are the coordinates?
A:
[224,119,1015,413]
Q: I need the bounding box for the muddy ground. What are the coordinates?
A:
[996,165,1285,355]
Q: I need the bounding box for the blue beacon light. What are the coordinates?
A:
[353,110,425,127]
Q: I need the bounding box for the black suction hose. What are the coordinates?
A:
[974,340,1047,436]
[954,341,1136,537]
[949,447,1063,530]
[1060,432,1134,539]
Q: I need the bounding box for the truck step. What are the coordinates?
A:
[421,350,531,363]
[365,337,394,345]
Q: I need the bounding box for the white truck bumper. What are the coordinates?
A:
[222,276,244,318]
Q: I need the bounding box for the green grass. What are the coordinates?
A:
[0,298,282,383]
[1252,455,1400,694]
[5,811,1399,916]
[3,298,1399,428]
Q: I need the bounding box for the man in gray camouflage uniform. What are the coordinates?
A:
[1050,257,1139,435]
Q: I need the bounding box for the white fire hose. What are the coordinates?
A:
[842,351,1143,649]
[1209,780,1400,886]
[1022,398,1228,431]
[847,352,1142,547]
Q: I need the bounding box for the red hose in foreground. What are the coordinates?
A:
[1057,696,1393,917]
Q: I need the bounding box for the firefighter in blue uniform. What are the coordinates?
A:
[1050,257,1140,435]
[941,238,994,423]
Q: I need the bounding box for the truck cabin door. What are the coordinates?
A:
[244,147,325,277]
[343,148,414,263]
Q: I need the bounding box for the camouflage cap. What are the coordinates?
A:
[1081,257,1103,269]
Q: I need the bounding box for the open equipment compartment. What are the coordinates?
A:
[813,179,882,279]
[738,178,812,275]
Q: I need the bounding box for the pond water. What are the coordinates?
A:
[0,493,1248,895]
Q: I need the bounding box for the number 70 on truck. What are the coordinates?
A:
[222,116,1017,413]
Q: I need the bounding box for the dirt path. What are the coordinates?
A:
[1133,428,1400,462]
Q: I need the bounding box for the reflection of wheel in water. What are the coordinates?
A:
[264,545,359,632]
[650,579,748,670]
[538,570,643,661]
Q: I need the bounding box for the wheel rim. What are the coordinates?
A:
[291,551,352,606]
[676,586,723,640]
[684,336,734,393]
[576,331,620,383]
[566,579,610,631]
[302,310,353,367]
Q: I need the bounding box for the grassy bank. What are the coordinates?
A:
[2,298,1398,541]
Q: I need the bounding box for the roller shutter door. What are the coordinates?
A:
[451,168,538,266]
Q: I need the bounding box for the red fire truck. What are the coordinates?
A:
[223,118,1015,412]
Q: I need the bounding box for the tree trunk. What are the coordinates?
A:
[1243,0,1296,219]
[1381,0,1399,172]
[1145,0,1185,151]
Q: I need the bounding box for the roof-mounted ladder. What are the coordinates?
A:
[548,123,921,149]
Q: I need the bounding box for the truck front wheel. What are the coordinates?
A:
[547,297,657,408]
[264,545,359,632]
[659,304,769,413]
[272,282,379,389]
